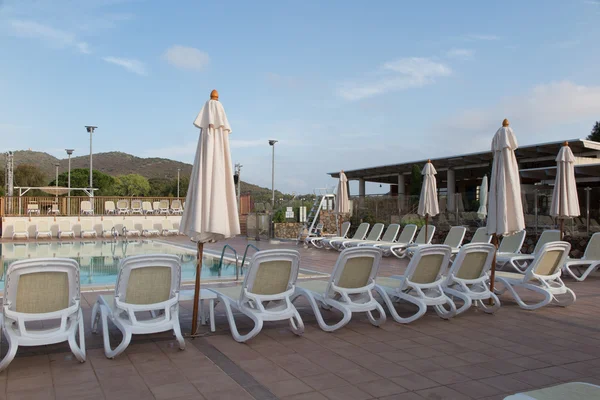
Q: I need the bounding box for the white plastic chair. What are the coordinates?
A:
[470,227,492,244]
[105,201,116,214]
[442,243,500,315]
[494,230,526,268]
[58,220,75,239]
[141,219,159,236]
[323,223,370,250]
[48,204,60,215]
[152,201,161,215]
[339,223,385,250]
[389,225,436,259]
[495,241,575,310]
[142,201,153,215]
[12,220,29,240]
[369,224,418,252]
[406,226,465,257]
[351,224,400,248]
[116,200,130,215]
[80,201,94,215]
[80,219,97,238]
[161,221,179,236]
[308,221,351,248]
[563,233,600,281]
[91,254,184,358]
[122,219,140,237]
[101,219,118,238]
[35,220,52,239]
[293,247,385,331]
[0,258,86,371]
[498,230,560,272]
[159,200,170,215]
[130,200,143,215]
[375,244,456,323]
[209,249,304,342]
[170,200,183,215]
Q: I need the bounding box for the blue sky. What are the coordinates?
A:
[1,0,600,195]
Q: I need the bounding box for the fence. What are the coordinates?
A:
[1,196,186,217]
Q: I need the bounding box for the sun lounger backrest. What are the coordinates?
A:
[533,230,561,254]
[397,224,417,244]
[365,223,385,241]
[451,243,495,280]
[5,258,79,314]
[131,200,142,209]
[159,200,169,209]
[105,201,116,211]
[380,224,400,242]
[81,201,92,211]
[244,249,300,296]
[584,233,600,260]
[526,241,570,279]
[81,219,93,231]
[414,225,436,245]
[405,245,451,285]
[351,223,370,240]
[14,220,27,233]
[58,220,71,232]
[171,200,182,209]
[443,226,466,248]
[117,200,129,209]
[498,230,526,253]
[340,221,351,237]
[116,255,181,305]
[153,201,161,210]
[471,227,492,244]
[102,219,113,230]
[142,201,152,212]
[331,247,382,290]
[37,220,49,232]
[142,220,154,230]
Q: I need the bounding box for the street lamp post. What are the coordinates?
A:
[268,140,278,239]
[55,163,60,200]
[235,163,242,213]
[66,149,74,215]
[177,168,181,198]
[85,126,97,196]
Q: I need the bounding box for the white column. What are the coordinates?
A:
[359,178,366,198]
[447,169,455,211]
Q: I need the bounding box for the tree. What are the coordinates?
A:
[115,174,151,196]
[14,164,47,187]
[49,168,119,196]
[587,121,600,142]
[408,164,423,196]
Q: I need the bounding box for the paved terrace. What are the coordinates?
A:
[0,236,599,400]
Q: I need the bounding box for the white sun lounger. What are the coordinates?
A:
[495,241,575,310]
[308,221,351,248]
[293,247,386,332]
[442,243,500,315]
[12,220,29,240]
[406,226,466,257]
[159,200,170,215]
[122,219,141,237]
[470,227,492,244]
[142,201,153,215]
[0,258,86,371]
[141,219,160,237]
[339,223,385,250]
[498,230,560,272]
[80,201,94,215]
[375,244,456,323]
[91,254,184,358]
[170,200,183,215]
[58,220,75,239]
[116,200,129,215]
[161,221,179,236]
[80,219,97,238]
[152,201,161,215]
[388,225,436,259]
[563,232,600,281]
[323,223,370,250]
[366,224,418,252]
[101,219,118,238]
[105,201,116,215]
[504,382,600,400]
[209,249,304,343]
[494,230,526,267]
[350,223,400,248]
[130,200,143,215]
[35,220,52,239]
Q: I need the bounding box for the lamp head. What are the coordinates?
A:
[66,149,74,155]
[268,139,278,146]
[85,126,97,133]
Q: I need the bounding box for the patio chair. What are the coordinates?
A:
[81,201,94,215]
[58,220,75,239]
[130,200,143,215]
[293,247,385,332]
[388,225,436,259]
[367,224,417,251]
[35,220,52,239]
[0,258,85,371]
[562,232,600,281]
[505,382,600,400]
[170,200,183,215]
[80,219,97,238]
[323,223,370,250]
[374,244,456,323]
[495,241,575,310]
[159,200,170,215]
[12,220,29,240]
[470,227,492,244]
[495,230,526,265]
[346,224,400,249]
[406,226,466,257]
[105,201,116,214]
[497,230,559,272]
[91,254,184,358]
[122,219,141,237]
[152,201,161,215]
[141,219,160,237]
[101,219,119,238]
[339,223,385,250]
[161,221,179,236]
[442,243,500,315]
[142,201,153,215]
[48,203,60,215]
[308,221,350,248]
[27,203,40,215]
[116,200,130,215]
[208,249,304,342]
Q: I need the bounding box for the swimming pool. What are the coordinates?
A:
[0,240,240,288]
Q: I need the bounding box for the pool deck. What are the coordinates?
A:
[0,236,599,399]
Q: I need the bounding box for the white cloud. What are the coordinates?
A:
[163,45,210,71]
[584,0,599,5]
[446,48,475,59]
[8,20,91,54]
[102,56,147,75]
[338,57,452,101]
[464,34,500,41]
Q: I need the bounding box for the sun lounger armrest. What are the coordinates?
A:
[243,287,295,312]
[330,281,375,295]
[115,296,178,325]
[4,303,80,338]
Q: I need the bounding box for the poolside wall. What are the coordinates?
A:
[1,216,182,238]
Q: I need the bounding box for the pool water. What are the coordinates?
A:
[0,240,240,288]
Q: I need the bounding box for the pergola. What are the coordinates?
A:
[13,187,98,197]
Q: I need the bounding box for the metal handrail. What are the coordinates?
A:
[218,244,239,280]
[240,244,260,272]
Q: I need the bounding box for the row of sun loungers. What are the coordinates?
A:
[105,199,184,215]
[11,219,181,239]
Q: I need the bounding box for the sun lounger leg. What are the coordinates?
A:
[292,289,351,332]
[68,309,86,362]
[172,309,186,350]
[99,304,131,358]
[0,326,18,372]
[374,286,426,324]
[443,288,472,315]
[366,302,386,326]
[553,287,576,307]
[496,278,552,310]
[289,309,304,336]
[433,295,456,319]
[220,297,263,343]
[91,301,100,333]
[475,293,501,314]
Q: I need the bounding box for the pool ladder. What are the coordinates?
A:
[217,244,260,281]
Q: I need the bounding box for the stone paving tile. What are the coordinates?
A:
[416,385,472,400]
[360,378,407,397]
[320,384,373,400]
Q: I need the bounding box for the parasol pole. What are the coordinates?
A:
[191,241,203,335]
[558,141,569,241]
[425,214,428,242]
[489,234,498,304]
